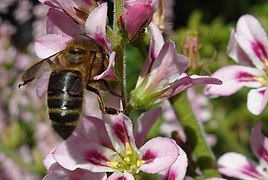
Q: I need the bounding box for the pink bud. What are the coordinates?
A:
[119,4,153,40]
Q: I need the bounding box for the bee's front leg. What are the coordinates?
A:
[86,85,120,114]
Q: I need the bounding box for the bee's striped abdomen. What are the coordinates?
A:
[47,70,83,139]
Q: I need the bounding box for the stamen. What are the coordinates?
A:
[126,142,133,155]
[106,161,119,168]
[254,77,268,86]
[136,160,146,167]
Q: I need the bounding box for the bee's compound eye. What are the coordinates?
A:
[69,48,86,56]
[89,51,96,56]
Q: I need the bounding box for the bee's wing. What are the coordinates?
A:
[19,58,54,88]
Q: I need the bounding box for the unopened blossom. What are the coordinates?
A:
[45,109,186,179]
[218,121,268,180]
[130,23,222,110]
[205,14,268,115]
[119,0,157,40]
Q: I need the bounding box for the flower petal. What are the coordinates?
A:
[139,137,179,173]
[39,0,60,8]
[149,23,164,61]
[205,65,263,97]
[165,74,222,99]
[93,51,118,80]
[102,113,139,155]
[227,29,254,66]
[46,8,81,36]
[137,23,164,86]
[53,137,120,172]
[146,41,189,90]
[107,172,135,180]
[158,146,188,180]
[218,152,263,180]
[34,34,71,58]
[134,108,161,148]
[75,116,112,148]
[235,14,268,69]
[43,148,57,170]
[247,87,268,115]
[44,162,107,180]
[250,121,268,163]
[55,0,93,25]
[85,2,111,51]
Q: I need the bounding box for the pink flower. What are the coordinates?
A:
[217,121,268,180]
[45,109,186,179]
[119,0,157,40]
[130,23,222,110]
[39,0,97,25]
[205,14,268,115]
[35,2,111,59]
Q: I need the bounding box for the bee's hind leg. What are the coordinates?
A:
[86,85,119,114]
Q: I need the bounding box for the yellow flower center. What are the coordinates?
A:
[105,142,146,174]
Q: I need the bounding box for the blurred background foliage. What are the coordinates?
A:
[0,0,268,179]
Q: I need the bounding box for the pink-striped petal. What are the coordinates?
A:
[218,152,263,180]
[55,0,91,25]
[247,87,268,115]
[134,108,161,148]
[75,116,112,148]
[102,114,139,155]
[53,137,120,172]
[164,74,221,99]
[250,121,268,163]
[44,162,107,180]
[137,23,164,85]
[205,65,263,96]
[235,14,268,69]
[148,23,164,62]
[46,8,81,36]
[139,137,179,173]
[107,172,135,180]
[85,3,111,51]
[39,0,60,8]
[227,29,254,66]
[34,34,71,58]
[146,41,189,90]
[158,146,188,180]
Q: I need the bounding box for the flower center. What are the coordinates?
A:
[253,59,268,85]
[106,142,146,174]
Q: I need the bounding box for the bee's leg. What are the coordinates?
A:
[97,79,121,98]
[86,85,119,114]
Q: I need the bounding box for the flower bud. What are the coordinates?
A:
[119,4,153,40]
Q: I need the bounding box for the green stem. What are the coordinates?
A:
[170,92,220,178]
[113,0,124,31]
[0,144,41,174]
[110,0,129,113]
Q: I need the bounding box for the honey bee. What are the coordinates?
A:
[19,36,120,139]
